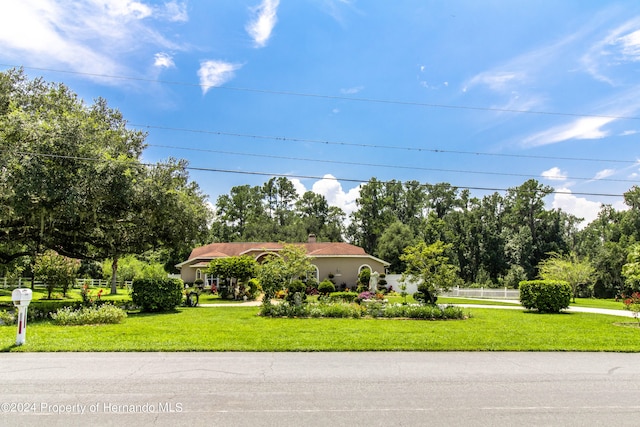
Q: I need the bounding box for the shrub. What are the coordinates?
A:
[356,291,376,302]
[318,279,335,295]
[328,291,358,303]
[259,301,309,318]
[321,302,363,319]
[286,280,307,303]
[131,278,184,312]
[519,280,571,313]
[413,283,438,305]
[51,304,127,325]
[0,310,15,326]
[245,278,262,300]
[305,277,318,294]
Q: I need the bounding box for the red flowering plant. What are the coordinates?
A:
[623,292,640,326]
[81,284,104,307]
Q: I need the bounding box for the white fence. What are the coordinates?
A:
[384,276,519,300]
[1,278,132,289]
[442,286,519,300]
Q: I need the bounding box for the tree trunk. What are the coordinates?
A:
[110,256,119,295]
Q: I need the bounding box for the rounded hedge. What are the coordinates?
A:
[318,279,336,295]
[131,278,184,312]
[519,280,571,313]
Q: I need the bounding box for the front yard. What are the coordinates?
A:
[1,305,638,352]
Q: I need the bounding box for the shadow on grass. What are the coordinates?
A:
[126,309,182,318]
[1,343,21,352]
[522,310,574,315]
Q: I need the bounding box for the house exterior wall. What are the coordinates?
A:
[180,256,387,289]
[181,267,197,283]
[313,257,387,288]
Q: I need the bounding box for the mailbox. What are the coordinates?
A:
[12,288,32,345]
[12,288,32,307]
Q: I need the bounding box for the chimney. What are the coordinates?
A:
[308,234,317,243]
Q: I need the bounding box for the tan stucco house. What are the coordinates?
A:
[176,236,389,289]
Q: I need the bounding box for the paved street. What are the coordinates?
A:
[2,352,640,426]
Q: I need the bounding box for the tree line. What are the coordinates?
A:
[210,176,640,298]
[3,69,640,299]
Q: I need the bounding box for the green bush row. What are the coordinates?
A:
[519,280,571,313]
[51,304,128,325]
[260,302,467,320]
[326,291,359,303]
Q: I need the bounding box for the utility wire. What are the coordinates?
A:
[1,148,627,198]
[5,63,640,121]
[135,124,637,165]
[147,143,640,184]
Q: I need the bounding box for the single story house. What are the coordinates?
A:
[176,235,389,289]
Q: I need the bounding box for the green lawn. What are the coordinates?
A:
[0,287,130,305]
[1,306,639,352]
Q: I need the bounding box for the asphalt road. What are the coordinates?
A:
[2,352,640,426]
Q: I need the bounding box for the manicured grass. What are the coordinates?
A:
[572,298,625,310]
[1,306,639,352]
[197,293,251,304]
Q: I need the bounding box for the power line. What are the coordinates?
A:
[1,148,627,198]
[147,143,640,184]
[135,123,638,165]
[5,63,640,121]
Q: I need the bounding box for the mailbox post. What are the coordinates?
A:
[12,288,32,346]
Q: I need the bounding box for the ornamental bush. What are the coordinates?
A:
[286,279,307,303]
[519,280,571,313]
[51,304,127,325]
[318,279,335,295]
[327,291,358,303]
[131,278,183,312]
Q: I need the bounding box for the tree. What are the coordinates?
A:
[537,252,595,301]
[376,221,415,273]
[33,250,79,299]
[207,255,258,299]
[0,69,211,294]
[212,185,267,241]
[400,241,461,302]
[622,244,640,293]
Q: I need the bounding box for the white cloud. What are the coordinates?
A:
[154,52,174,68]
[551,188,601,228]
[541,167,568,181]
[522,116,615,147]
[197,60,242,94]
[581,17,640,84]
[162,1,188,22]
[311,175,361,217]
[620,130,639,136]
[246,0,279,48]
[101,0,152,19]
[593,168,615,180]
[289,178,307,198]
[340,86,364,95]
[0,0,186,82]
[467,71,523,92]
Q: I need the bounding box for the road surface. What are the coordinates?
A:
[2,352,640,426]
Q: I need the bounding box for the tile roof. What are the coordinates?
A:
[188,241,368,260]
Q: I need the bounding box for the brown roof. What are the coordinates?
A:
[188,241,367,260]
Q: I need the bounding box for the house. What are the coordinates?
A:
[176,235,389,289]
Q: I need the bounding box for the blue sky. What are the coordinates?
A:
[1,1,640,226]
